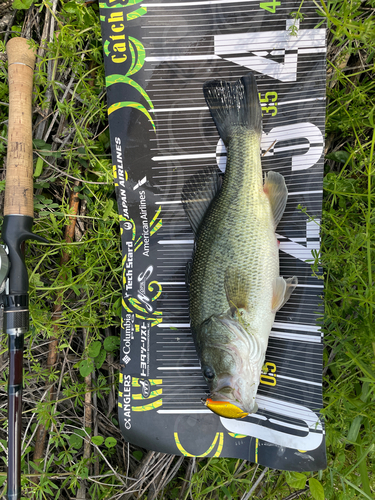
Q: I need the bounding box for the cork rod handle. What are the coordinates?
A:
[5,37,36,217]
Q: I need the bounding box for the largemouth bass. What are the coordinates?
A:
[182,73,297,419]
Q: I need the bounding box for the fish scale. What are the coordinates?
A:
[190,129,278,335]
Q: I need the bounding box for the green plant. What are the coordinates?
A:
[0,0,374,498]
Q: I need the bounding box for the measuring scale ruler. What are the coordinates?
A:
[99,0,327,470]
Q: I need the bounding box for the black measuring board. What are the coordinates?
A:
[99,0,326,470]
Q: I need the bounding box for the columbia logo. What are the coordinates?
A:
[123,355,131,365]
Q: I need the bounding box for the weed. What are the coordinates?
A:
[0,0,374,499]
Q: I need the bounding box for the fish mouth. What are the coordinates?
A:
[210,387,242,408]
[209,383,244,410]
[207,389,259,417]
[210,373,259,415]
[201,313,260,417]
[213,376,235,395]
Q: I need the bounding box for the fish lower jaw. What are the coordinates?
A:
[214,369,261,413]
[210,390,246,412]
[216,392,258,415]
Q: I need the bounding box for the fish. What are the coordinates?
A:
[182,72,297,419]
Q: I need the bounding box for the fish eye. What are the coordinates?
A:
[203,367,215,380]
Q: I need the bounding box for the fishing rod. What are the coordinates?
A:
[2,37,46,500]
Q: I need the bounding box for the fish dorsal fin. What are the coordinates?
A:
[263,171,288,228]
[272,276,298,312]
[181,167,221,235]
[224,267,249,312]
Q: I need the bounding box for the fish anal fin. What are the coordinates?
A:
[181,167,222,235]
[272,276,298,313]
[264,171,288,228]
[224,267,249,312]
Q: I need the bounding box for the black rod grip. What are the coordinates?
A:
[2,215,46,294]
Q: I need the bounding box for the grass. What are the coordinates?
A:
[0,0,374,499]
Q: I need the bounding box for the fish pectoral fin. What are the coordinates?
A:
[224,267,249,312]
[272,276,298,312]
[263,171,288,228]
[181,167,222,235]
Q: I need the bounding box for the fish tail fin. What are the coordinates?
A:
[203,72,262,146]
